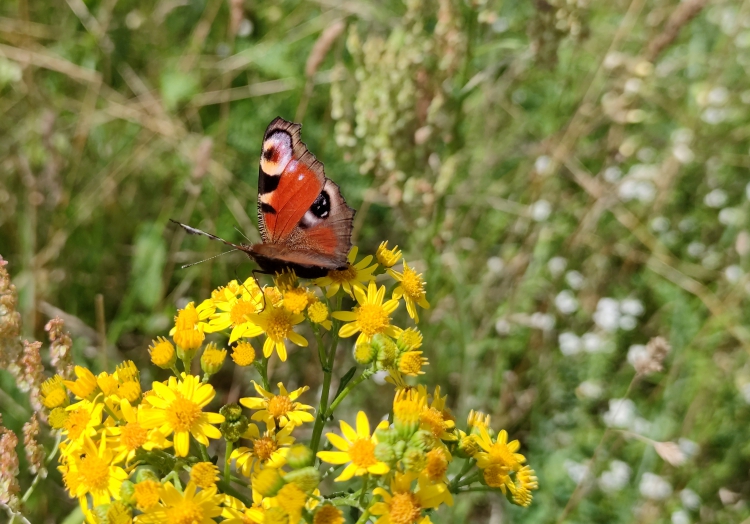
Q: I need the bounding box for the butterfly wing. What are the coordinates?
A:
[257,117,354,267]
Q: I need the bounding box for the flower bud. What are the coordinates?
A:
[401,447,426,472]
[149,337,176,369]
[284,466,320,493]
[372,334,398,369]
[456,433,480,458]
[220,403,244,422]
[374,442,397,464]
[48,407,69,429]
[286,444,314,469]
[220,414,249,443]
[408,430,437,452]
[374,426,399,445]
[119,480,136,506]
[396,327,423,352]
[253,467,285,497]
[135,467,160,484]
[118,381,142,404]
[353,341,377,365]
[201,343,227,376]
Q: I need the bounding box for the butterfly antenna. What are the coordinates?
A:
[180,249,238,269]
[170,219,242,250]
[233,226,253,244]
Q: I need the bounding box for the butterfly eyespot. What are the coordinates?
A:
[263,146,276,162]
[311,191,330,219]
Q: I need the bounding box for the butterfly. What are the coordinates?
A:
[172,117,355,279]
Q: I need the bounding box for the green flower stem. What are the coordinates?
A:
[181,357,192,375]
[224,440,233,483]
[455,472,482,490]
[449,459,476,492]
[354,508,371,524]
[198,442,211,463]
[259,353,270,390]
[310,296,342,455]
[170,363,181,377]
[164,470,182,490]
[358,474,370,507]
[325,369,374,418]
[217,479,251,506]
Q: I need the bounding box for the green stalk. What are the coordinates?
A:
[310,296,342,455]
[325,369,374,418]
[224,441,233,483]
[358,474,370,507]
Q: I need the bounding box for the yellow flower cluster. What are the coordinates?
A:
[45,242,535,523]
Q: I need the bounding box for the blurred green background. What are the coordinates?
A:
[2,0,750,522]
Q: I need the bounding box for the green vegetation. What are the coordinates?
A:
[1,0,749,522]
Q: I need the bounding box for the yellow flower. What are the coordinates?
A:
[282,287,310,314]
[247,304,308,362]
[149,337,176,369]
[509,466,538,507]
[134,481,222,524]
[231,423,295,476]
[170,301,212,349]
[332,281,400,345]
[134,479,162,511]
[191,462,220,489]
[63,365,98,400]
[376,241,402,268]
[60,436,128,508]
[475,427,526,473]
[317,411,390,482]
[307,301,332,330]
[397,350,428,376]
[107,399,171,465]
[272,483,309,524]
[397,328,423,351]
[41,374,69,409]
[139,374,225,457]
[417,386,456,441]
[240,381,314,429]
[467,409,491,432]
[231,341,256,367]
[201,343,227,375]
[314,504,344,524]
[204,278,264,343]
[314,247,378,298]
[387,262,430,323]
[371,472,449,524]
[221,495,265,524]
[61,399,104,449]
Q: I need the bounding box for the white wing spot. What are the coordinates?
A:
[298,174,305,181]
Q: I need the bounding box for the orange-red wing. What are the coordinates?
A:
[257,118,355,264]
[257,118,325,244]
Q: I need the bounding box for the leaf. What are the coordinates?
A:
[333,366,358,404]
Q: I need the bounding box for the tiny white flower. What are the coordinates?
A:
[725,265,742,283]
[620,298,645,317]
[530,199,552,222]
[555,290,579,315]
[603,398,636,429]
[565,270,584,290]
[680,488,701,510]
[559,332,582,356]
[704,188,728,208]
[639,472,673,500]
[548,256,567,277]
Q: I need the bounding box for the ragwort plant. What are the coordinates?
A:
[1,246,537,524]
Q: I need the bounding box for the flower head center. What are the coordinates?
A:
[121,421,148,451]
[64,408,90,440]
[394,397,422,424]
[253,436,279,461]
[388,492,422,524]
[283,288,309,314]
[267,395,294,419]
[176,304,199,330]
[356,304,390,337]
[348,438,377,468]
[398,351,425,376]
[167,396,202,432]
[400,266,425,301]
[483,464,511,488]
[232,342,256,366]
[328,265,357,283]
[134,479,161,510]
[191,462,219,489]
[166,499,204,524]
[79,453,110,492]
[425,448,449,481]
[266,309,294,341]
[420,407,445,437]
[489,442,520,470]
[314,505,344,524]
[231,299,258,326]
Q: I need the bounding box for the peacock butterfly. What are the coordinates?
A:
[172,117,355,278]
